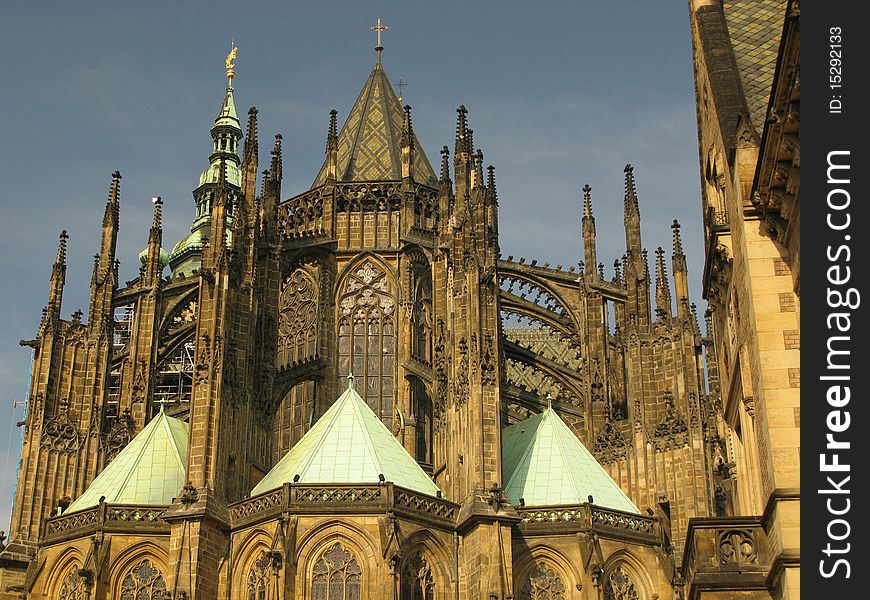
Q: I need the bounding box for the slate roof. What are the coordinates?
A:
[251,377,441,497]
[67,410,188,512]
[502,406,639,513]
[312,61,437,187]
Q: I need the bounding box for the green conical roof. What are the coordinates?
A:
[311,62,437,188]
[502,407,639,513]
[67,410,188,513]
[251,378,440,497]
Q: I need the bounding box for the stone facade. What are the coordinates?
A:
[684,1,799,599]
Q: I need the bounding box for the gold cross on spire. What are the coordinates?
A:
[370,17,390,62]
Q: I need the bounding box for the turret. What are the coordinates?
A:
[168,51,242,277]
[142,197,165,286]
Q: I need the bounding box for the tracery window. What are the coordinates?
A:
[402,552,435,600]
[603,565,640,600]
[120,559,168,600]
[337,260,396,429]
[57,568,85,600]
[311,542,361,600]
[247,550,271,600]
[278,268,319,369]
[520,563,566,600]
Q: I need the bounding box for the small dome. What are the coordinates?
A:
[138,246,170,268]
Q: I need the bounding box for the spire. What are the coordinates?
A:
[581,184,597,279]
[103,170,121,230]
[45,230,68,324]
[487,165,498,201]
[440,146,451,184]
[311,59,436,187]
[473,149,484,190]
[623,164,643,261]
[141,197,167,284]
[655,247,672,320]
[671,219,690,317]
[241,107,259,212]
[168,51,242,277]
[324,109,339,182]
[401,105,414,181]
[270,134,283,184]
[455,105,469,157]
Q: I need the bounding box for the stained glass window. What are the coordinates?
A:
[604,565,640,600]
[247,550,271,600]
[402,552,435,600]
[337,260,396,430]
[520,563,566,600]
[119,559,168,600]
[58,568,85,600]
[311,542,361,600]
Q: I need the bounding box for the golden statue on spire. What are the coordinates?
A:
[226,44,238,79]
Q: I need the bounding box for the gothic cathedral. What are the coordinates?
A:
[0,6,799,598]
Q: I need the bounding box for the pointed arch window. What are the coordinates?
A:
[604,565,640,600]
[402,552,435,600]
[119,559,168,600]
[310,542,362,600]
[520,563,566,600]
[247,550,272,600]
[57,568,85,600]
[411,377,433,466]
[278,268,320,368]
[411,275,433,365]
[337,260,396,429]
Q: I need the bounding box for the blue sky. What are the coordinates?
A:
[0,1,704,529]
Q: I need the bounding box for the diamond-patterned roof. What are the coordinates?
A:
[312,62,437,187]
[502,406,639,513]
[251,378,441,497]
[67,410,188,512]
[723,0,787,134]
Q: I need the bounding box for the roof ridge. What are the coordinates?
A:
[160,412,186,472]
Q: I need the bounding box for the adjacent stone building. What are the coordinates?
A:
[0,4,799,596]
[684,1,800,598]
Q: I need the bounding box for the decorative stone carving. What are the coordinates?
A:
[593,420,628,464]
[521,564,566,600]
[718,529,757,565]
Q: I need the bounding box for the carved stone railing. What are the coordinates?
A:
[229,483,460,529]
[516,504,659,543]
[682,517,770,598]
[43,503,169,545]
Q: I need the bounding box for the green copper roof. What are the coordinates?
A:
[214,81,241,130]
[251,378,440,497]
[312,62,437,188]
[502,407,639,513]
[67,410,188,512]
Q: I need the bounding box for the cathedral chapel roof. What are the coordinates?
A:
[251,377,441,498]
[502,405,639,513]
[311,60,438,188]
[66,408,189,513]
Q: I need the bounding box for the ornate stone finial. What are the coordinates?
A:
[613,259,622,283]
[402,105,413,145]
[370,17,390,62]
[546,393,553,411]
[440,146,451,182]
[347,373,355,390]
[487,165,497,198]
[226,44,238,79]
[56,230,69,266]
[671,219,684,256]
[655,247,672,319]
[455,105,469,153]
[327,109,338,150]
[157,396,169,413]
[271,134,283,182]
[582,184,593,219]
[151,197,163,230]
